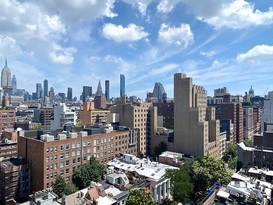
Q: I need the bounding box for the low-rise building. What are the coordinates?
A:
[18,125,139,191]
[107,153,178,204]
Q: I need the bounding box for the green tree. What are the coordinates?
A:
[165,169,193,203]
[160,198,178,205]
[126,189,156,205]
[226,143,237,158]
[190,157,231,192]
[52,175,77,198]
[154,141,167,157]
[244,139,253,146]
[53,175,67,197]
[228,157,237,170]
[72,157,106,189]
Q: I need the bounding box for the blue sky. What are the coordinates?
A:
[1,0,273,99]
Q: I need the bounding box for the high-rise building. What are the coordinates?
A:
[110,102,157,155]
[49,87,55,102]
[249,85,254,98]
[44,79,48,97]
[173,73,220,158]
[11,75,17,95]
[1,57,12,94]
[153,82,166,101]
[94,95,107,109]
[105,80,110,101]
[36,83,43,99]
[82,86,92,102]
[67,87,72,101]
[79,101,110,124]
[96,80,103,96]
[120,74,125,97]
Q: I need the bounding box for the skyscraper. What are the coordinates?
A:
[36,83,43,99]
[11,75,17,95]
[95,80,103,96]
[173,73,220,158]
[1,57,12,88]
[43,79,48,97]
[67,87,72,101]
[152,82,166,101]
[82,86,92,102]
[120,74,125,97]
[105,80,110,101]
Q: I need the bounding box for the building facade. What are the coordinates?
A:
[120,74,125,97]
[82,86,92,102]
[18,127,138,191]
[0,158,31,204]
[33,108,54,128]
[105,80,110,102]
[67,87,72,101]
[173,73,220,158]
[0,142,17,161]
[0,109,16,131]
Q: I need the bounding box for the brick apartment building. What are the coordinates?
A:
[0,109,16,131]
[17,125,139,191]
[0,142,17,161]
[0,158,31,204]
[33,108,54,128]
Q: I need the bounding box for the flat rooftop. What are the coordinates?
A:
[107,154,178,181]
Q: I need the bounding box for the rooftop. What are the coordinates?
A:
[107,154,178,181]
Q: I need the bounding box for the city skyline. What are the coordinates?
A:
[1,0,273,98]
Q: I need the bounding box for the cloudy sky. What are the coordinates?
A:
[1,0,273,99]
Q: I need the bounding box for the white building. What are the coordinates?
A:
[261,91,273,131]
[107,153,178,204]
[50,103,76,130]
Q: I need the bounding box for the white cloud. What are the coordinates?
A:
[157,0,183,13]
[150,63,178,75]
[185,0,273,29]
[237,45,273,61]
[28,0,117,25]
[158,23,194,47]
[200,50,216,58]
[122,0,154,15]
[102,23,149,42]
[49,44,77,64]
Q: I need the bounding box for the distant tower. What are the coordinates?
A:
[249,85,254,98]
[120,74,125,97]
[67,87,72,101]
[1,57,12,95]
[96,80,103,96]
[11,75,17,95]
[36,83,43,99]
[105,80,110,101]
[82,86,92,102]
[44,79,48,97]
[152,82,166,101]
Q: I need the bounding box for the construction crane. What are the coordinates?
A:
[264,87,269,97]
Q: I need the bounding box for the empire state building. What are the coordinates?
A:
[1,57,12,88]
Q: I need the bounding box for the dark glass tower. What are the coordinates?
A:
[82,86,92,102]
[67,87,72,101]
[43,79,48,97]
[36,83,43,99]
[105,80,109,101]
[120,74,125,97]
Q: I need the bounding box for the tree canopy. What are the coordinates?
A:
[154,141,167,157]
[165,169,193,203]
[52,175,77,198]
[72,157,106,189]
[126,189,157,205]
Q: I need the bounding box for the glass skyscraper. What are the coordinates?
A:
[120,74,125,97]
[43,79,48,97]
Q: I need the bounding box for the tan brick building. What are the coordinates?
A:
[173,73,220,158]
[18,127,138,191]
[0,109,16,131]
[110,102,157,156]
[0,142,17,161]
[79,101,110,124]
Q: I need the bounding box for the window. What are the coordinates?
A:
[60,153,64,159]
[46,148,49,153]
[77,158,81,162]
[72,151,76,157]
[60,145,64,151]
[87,141,91,146]
[60,162,64,168]
[72,143,76,149]
[65,152,69,158]
[77,150,80,156]
[65,160,69,166]
[60,170,64,175]
[83,156,87,161]
[83,141,86,147]
[54,146,57,152]
[73,159,76,164]
[65,144,70,150]
[77,142,81,148]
